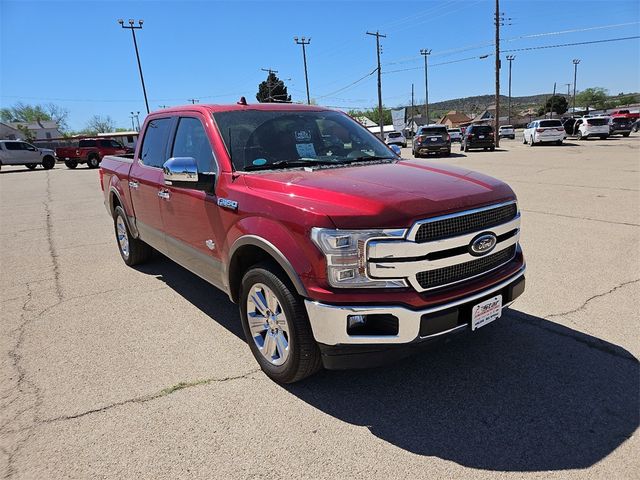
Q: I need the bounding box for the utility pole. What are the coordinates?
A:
[572,59,580,114]
[158,104,169,109]
[367,30,386,139]
[494,0,501,148]
[411,83,415,136]
[261,68,279,102]
[420,49,432,124]
[130,114,136,131]
[130,111,140,131]
[187,98,199,104]
[565,83,571,98]
[294,37,311,104]
[506,55,515,126]
[549,82,556,119]
[118,19,150,114]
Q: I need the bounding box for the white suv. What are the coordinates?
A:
[498,125,515,139]
[0,140,56,171]
[447,128,462,142]
[574,116,610,140]
[385,131,407,148]
[523,119,566,146]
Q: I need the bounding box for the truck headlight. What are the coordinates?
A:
[311,227,408,288]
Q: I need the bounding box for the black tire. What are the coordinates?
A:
[490,146,495,151]
[522,135,527,144]
[87,154,100,169]
[577,131,584,140]
[239,262,322,384]
[529,135,535,146]
[26,163,37,170]
[510,135,515,140]
[556,140,563,146]
[600,135,608,140]
[113,206,153,266]
[42,156,55,170]
[623,132,630,137]
[463,144,469,152]
[65,160,78,169]
[443,149,451,157]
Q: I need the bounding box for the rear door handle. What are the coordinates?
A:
[129,180,139,189]
[158,189,170,200]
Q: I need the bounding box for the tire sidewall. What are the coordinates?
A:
[113,206,133,265]
[87,155,100,168]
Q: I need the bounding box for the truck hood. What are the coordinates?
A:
[242,159,516,229]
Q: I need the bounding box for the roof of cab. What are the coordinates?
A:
[153,102,332,115]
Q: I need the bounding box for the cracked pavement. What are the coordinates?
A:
[1,134,638,479]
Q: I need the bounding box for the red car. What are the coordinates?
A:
[100,103,525,383]
[56,138,131,169]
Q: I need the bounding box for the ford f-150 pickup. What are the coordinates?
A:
[100,102,526,383]
[57,138,130,169]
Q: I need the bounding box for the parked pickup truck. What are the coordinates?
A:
[0,140,56,171]
[100,103,526,383]
[57,138,130,169]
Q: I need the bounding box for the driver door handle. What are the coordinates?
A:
[158,189,171,200]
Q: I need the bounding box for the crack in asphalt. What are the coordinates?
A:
[509,179,639,192]
[546,278,640,320]
[521,208,640,227]
[41,368,261,424]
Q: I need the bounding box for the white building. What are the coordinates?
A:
[8,120,63,140]
[0,122,24,140]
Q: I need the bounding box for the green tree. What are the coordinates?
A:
[575,87,609,112]
[15,125,35,142]
[539,95,568,116]
[615,93,638,107]
[347,108,392,126]
[0,102,69,132]
[256,72,291,103]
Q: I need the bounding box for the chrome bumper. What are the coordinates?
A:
[305,267,525,346]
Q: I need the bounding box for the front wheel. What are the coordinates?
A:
[239,263,321,384]
[577,131,584,140]
[556,140,563,146]
[113,206,153,266]
[623,132,630,137]
[42,156,55,170]
[490,146,495,151]
[65,160,78,169]
[87,155,100,169]
[26,163,37,170]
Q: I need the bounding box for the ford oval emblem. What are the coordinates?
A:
[469,233,497,256]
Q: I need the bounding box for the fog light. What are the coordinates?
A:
[347,314,367,329]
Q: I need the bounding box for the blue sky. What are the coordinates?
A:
[1,0,639,131]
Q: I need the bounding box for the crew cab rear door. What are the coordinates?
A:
[128,117,174,252]
[160,114,226,289]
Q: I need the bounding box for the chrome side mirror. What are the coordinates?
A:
[389,144,402,156]
[163,157,198,187]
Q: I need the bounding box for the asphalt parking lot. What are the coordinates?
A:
[1,134,638,479]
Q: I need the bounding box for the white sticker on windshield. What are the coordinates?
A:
[295,130,312,142]
[295,143,316,158]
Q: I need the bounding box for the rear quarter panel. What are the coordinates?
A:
[101,156,135,218]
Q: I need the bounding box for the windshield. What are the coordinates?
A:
[539,120,562,127]
[448,128,460,133]
[213,110,397,171]
[612,117,630,124]
[586,118,608,126]
[473,125,493,133]
[388,132,402,138]
[500,125,513,129]
[418,127,447,136]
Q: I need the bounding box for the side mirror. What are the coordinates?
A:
[389,144,402,156]
[162,157,216,194]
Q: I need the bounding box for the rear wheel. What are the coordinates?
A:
[26,163,37,170]
[577,131,584,140]
[522,135,527,144]
[623,132,630,137]
[113,206,153,266]
[529,135,535,146]
[87,154,100,169]
[463,144,469,152]
[600,135,608,140]
[490,146,495,151]
[556,140,563,146]
[42,156,55,170]
[65,160,78,169]
[239,263,322,383]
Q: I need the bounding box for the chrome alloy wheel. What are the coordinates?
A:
[116,216,130,259]
[246,283,290,366]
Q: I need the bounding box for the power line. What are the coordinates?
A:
[315,68,377,99]
[502,35,640,52]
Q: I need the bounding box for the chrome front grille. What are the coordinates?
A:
[367,201,520,292]
[415,245,517,289]
[414,203,518,243]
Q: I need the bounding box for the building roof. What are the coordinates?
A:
[437,111,472,124]
[9,120,60,130]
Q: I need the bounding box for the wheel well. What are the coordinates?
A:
[109,191,121,216]
[228,245,289,303]
[43,154,54,161]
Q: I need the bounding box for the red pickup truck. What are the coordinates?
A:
[57,138,130,169]
[100,103,525,383]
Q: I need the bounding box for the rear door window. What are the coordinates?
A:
[79,140,96,148]
[140,118,172,168]
[3,142,22,151]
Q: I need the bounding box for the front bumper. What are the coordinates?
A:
[305,267,525,367]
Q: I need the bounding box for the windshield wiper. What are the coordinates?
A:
[244,158,336,171]
[341,155,397,163]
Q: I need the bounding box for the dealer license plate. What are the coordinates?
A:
[479,135,485,139]
[430,137,438,142]
[471,295,502,330]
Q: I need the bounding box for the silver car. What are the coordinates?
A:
[0,140,56,170]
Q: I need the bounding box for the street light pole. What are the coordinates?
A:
[367,31,387,140]
[572,59,581,114]
[118,19,150,114]
[506,55,515,126]
[420,49,432,124]
[130,111,140,131]
[294,36,311,105]
[494,0,501,148]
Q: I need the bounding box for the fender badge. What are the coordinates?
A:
[217,198,238,210]
[205,239,216,250]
